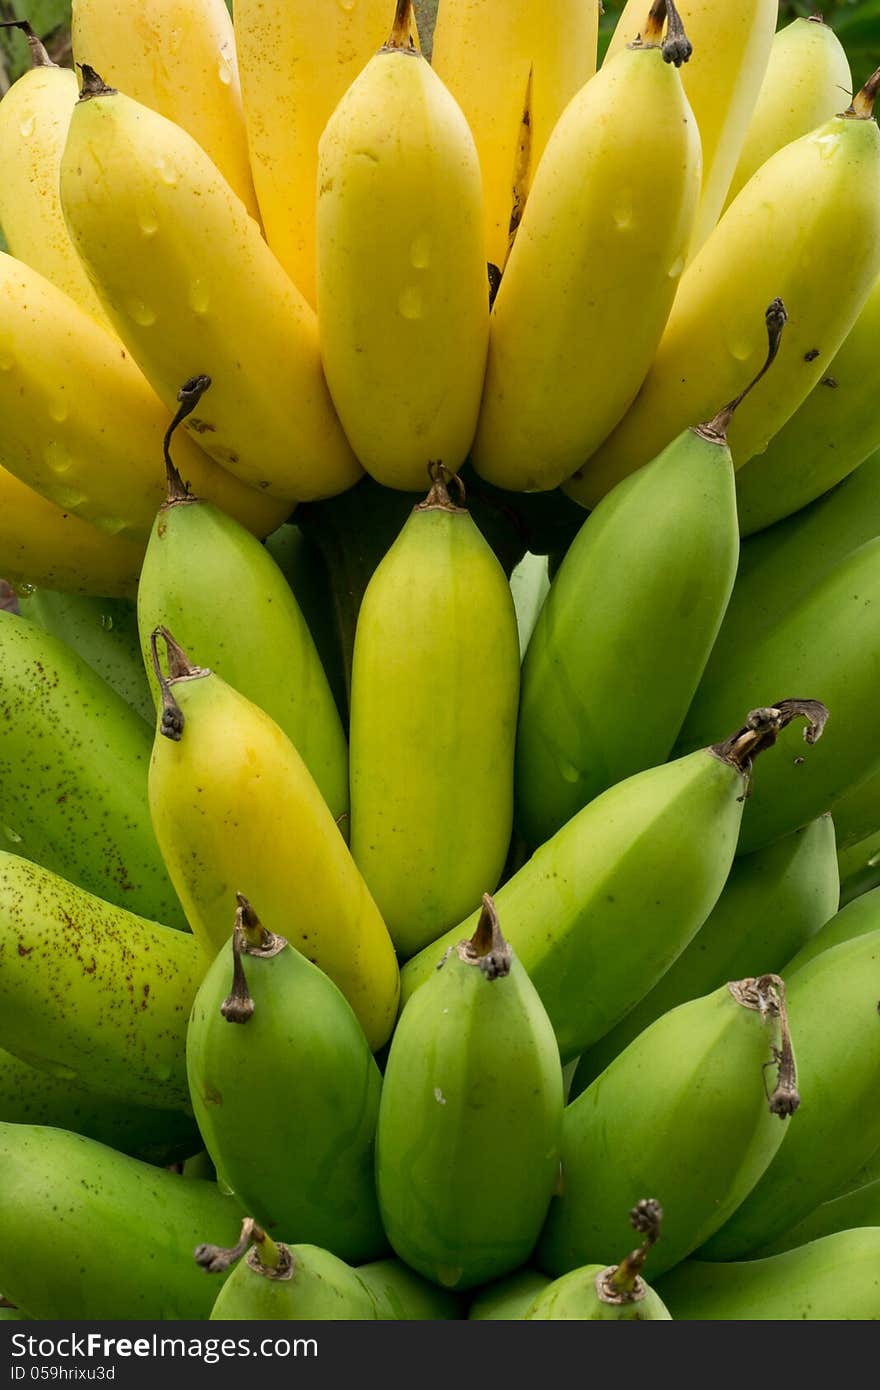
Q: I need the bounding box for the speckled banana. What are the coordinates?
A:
[349,466,520,956]
[0,610,184,926]
[403,702,827,1062]
[431,0,599,273]
[537,974,800,1280]
[137,378,348,824]
[471,0,700,493]
[569,67,880,507]
[377,897,564,1291]
[0,1124,242,1321]
[316,0,488,491]
[525,1201,671,1320]
[60,70,360,505]
[71,0,259,216]
[147,628,399,1050]
[186,896,386,1261]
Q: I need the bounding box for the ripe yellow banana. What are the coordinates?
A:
[431,0,599,272]
[568,69,880,507]
[724,16,852,211]
[0,21,111,329]
[0,253,286,541]
[233,0,392,307]
[471,0,700,492]
[316,0,488,491]
[606,0,775,255]
[61,72,361,505]
[71,0,259,218]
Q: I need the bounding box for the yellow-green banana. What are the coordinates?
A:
[569,67,880,507]
[471,0,700,493]
[147,628,399,1049]
[376,897,564,1290]
[0,851,201,1111]
[525,1201,670,1320]
[60,71,360,505]
[71,0,259,217]
[430,0,599,273]
[349,467,520,957]
[537,975,800,1280]
[316,0,488,491]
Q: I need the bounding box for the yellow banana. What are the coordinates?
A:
[568,68,880,507]
[0,253,286,540]
[606,0,775,256]
[723,16,852,212]
[233,0,392,307]
[430,0,599,272]
[0,465,142,599]
[0,21,111,330]
[470,0,700,493]
[61,71,361,505]
[71,0,259,218]
[316,0,487,491]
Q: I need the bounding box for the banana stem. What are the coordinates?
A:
[844,66,880,120]
[194,1217,257,1274]
[194,1217,293,1278]
[149,625,210,742]
[456,893,512,980]
[384,0,418,54]
[729,974,800,1118]
[598,1198,663,1304]
[162,375,212,508]
[711,699,828,792]
[632,0,692,67]
[0,19,56,68]
[220,924,256,1024]
[695,299,788,444]
[76,63,116,101]
[416,461,467,513]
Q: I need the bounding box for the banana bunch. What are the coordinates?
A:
[1,0,880,1326]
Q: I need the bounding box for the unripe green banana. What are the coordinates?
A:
[537,975,800,1280]
[147,628,399,1050]
[525,1200,670,1320]
[833,767,880,854]
[198,1220,376,1320]
[349,467,520,956]
[403,702,827,1061]
[697,931,880,1260]
[839,834,880,909]
[353,1260,463,1320]
[468,1270,551,1321]
[782,885,880,977]
[572,815,838,1095]
[0,1123,243,1320]
[0,610,184,928]
[677,538,880,855]
[510,551,550,660]
[137,379,348,824]
[0,852,202,1111]
[186,896,386,1262]
[376,897,564,1291]
[515,302,787,847]
[654,1229,880,1319]
[18,589,152,723]
[0,1045,200,1166]
[751,1180,880,1258]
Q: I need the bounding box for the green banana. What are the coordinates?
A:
[516,303,784,847]
[0,1123,243,1320]
[839,834,880,908]
[402,702,827,1061]
[0,1045,200,1166]
[536,974,800,1280]
[0,851,202,1111]
[782,884,880,977]
[525,1200,670,1320]
[147,627,400,1050]
[349,466,520,957]
[376,896,564,1291]
[834,1146,880,1199]
[572,815,839,1093]
[832,765,880,853]
[186,895,387,1262]
[677,538,880,855]
[0,608,185,928]
[354,1260,463,1320]
[137,378,348,824]
[654,1229,880,1319]
[697,930,880,1260]
[510,551,550,660]
[751,1180,880,1258]
[0,1307,27,1321]
[468,1270,552,1321]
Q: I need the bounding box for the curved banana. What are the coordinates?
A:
[0,1123,242,1320]
[403,702,827,1062]
[0,610,184,927]
[349,467,520,956]
[376,897,563,1290]
[471,0,700,493]
[60,73,360,505]
[316,1,488,491]
[147,628,399,1050]
[430,0,599,272]
[525,1200,670,1320]
[750,1180,880,1258]
[569,68,880,507]
[20,589,152,723]
[71,0,259,217]
[782,885,880,979]
[0,253,286,541]
[233,0,391,306]
[536,974,800,1280]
